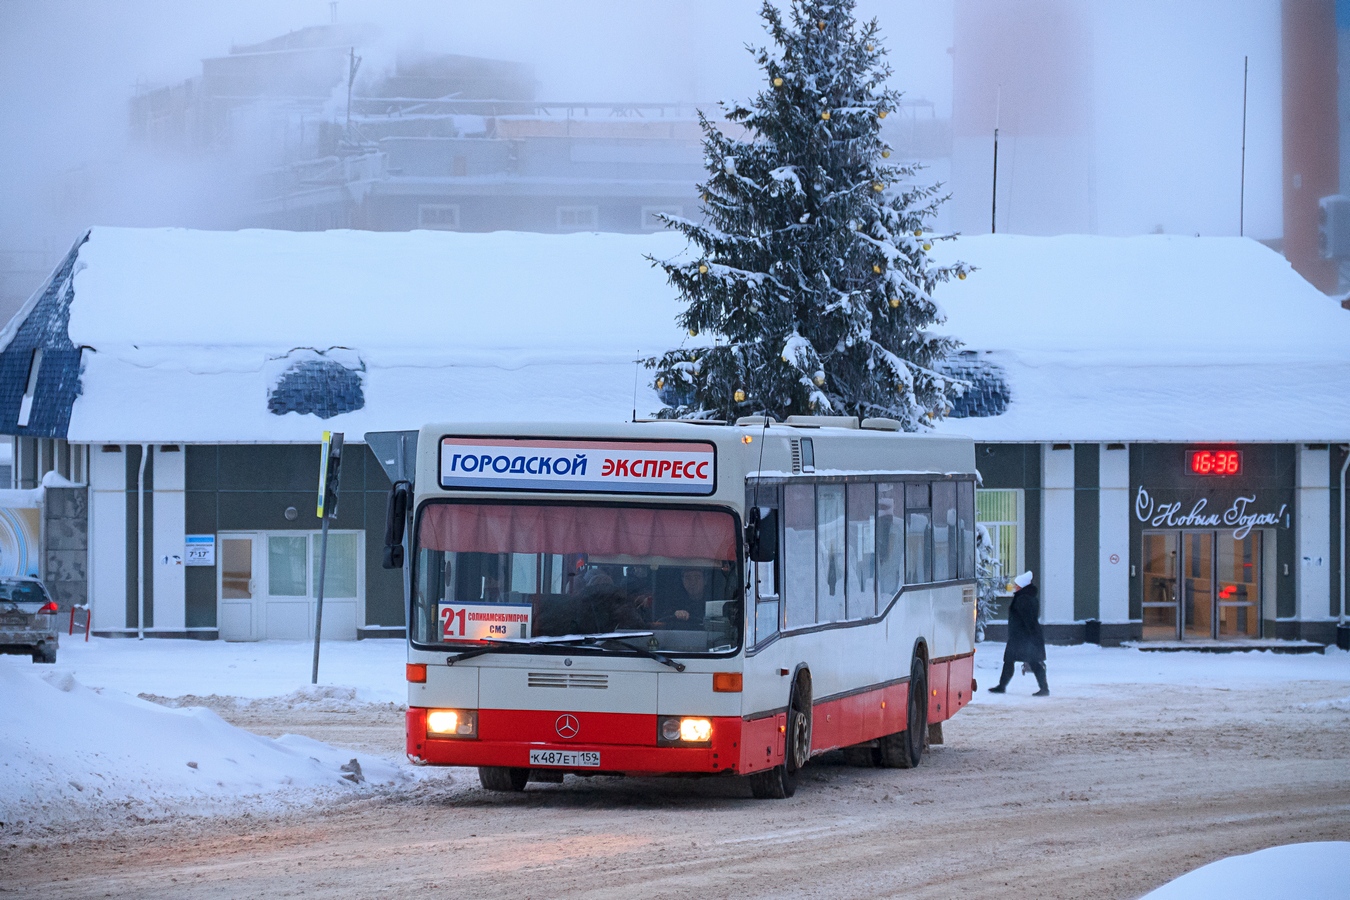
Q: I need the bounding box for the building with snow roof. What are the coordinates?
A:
[1,227,1347,646]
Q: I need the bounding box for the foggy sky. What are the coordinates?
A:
[0,0,1283,257]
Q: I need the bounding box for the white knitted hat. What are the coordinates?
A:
[1013,571,1034,589]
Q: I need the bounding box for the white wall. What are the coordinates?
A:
[1098,445,1130,624]
[1295,446,1330,622]
[151,446,185,631]
[1040,444,1075,623]
[87,446,125,632]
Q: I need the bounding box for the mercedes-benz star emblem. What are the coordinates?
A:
[555,714,580,740]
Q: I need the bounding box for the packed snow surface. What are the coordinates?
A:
[3,637,1348,834]
[1139,841,1350,899]
[23,227,1349,443]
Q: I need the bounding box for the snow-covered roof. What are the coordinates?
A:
[2,227,1346,444]
[927,235,1350,442]
[5,227,691,443]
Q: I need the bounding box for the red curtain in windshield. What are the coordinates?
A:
[419,504,737,561]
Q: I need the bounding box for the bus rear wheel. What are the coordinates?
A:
[478,766,529,792]
[877,657,927,769]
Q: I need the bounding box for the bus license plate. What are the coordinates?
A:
[529,749,600,768]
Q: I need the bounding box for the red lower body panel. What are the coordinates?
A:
[408,707,744,775]
[408,652,975,775]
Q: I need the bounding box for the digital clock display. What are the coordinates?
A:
[1189,450,1240,476]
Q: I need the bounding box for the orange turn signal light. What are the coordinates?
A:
[713,672,743,693]
[406,663,427,683]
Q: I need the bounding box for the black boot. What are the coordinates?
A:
[1029,661,1049,696]
[987,660,1014,693]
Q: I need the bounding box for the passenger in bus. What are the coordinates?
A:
[987,571,1049,696]
[535,569,647,635]
[653,568,709,629]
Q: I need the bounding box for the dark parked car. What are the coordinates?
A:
[0,577,59,663]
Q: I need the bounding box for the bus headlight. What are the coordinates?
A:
[426,708,477,738]
[658,716,712,746]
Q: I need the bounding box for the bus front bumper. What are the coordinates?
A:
[407,707,775,776]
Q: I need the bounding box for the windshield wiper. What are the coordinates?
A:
[445,631,686,672]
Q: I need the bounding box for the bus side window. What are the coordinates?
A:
[783,484,816,629]
[957,481,976,579]
[845,482,876,619]
[877,483,904,604]
[753,490,781,646]
[905,482,932,584]
[932,482,956,582]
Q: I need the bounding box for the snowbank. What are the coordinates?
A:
[1140,842,1350,899]
[0,661,412,832]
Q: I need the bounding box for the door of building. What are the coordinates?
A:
[1140,529,1263,641]
[218,535,259,641]
[218,530,361,641]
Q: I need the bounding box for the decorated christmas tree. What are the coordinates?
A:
[649,0,967,426]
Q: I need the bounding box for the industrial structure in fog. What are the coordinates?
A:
[126,22,949,237]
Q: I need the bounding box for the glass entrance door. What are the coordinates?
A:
[1141,531,1179,640]
[1181,531,1214,640]
[1216,531,1262,638]
[1141,529,1264,641]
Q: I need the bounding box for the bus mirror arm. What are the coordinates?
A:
[383,480,411,569]
[746,507,778,563]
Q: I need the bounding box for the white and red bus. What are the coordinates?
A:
[376,417,977,798]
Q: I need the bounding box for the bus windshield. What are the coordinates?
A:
[412,503,742,654]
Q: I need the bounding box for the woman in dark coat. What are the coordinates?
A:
[988,571,1049,696]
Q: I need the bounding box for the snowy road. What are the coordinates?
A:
[3,642,1349,898]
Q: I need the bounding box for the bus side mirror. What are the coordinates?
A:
[746,507,778,563]
[383,480,411,569]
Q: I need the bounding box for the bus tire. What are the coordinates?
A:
[749,679,811,799]
[877,656,927,769]
[478,766,529,792]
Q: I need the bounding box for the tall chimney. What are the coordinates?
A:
[1282,0,1339,292]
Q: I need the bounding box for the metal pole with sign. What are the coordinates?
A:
[312,431,344,685]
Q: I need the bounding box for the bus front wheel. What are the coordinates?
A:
[749,681,810,799]
[877,657,927,769]
[478,766,529,792]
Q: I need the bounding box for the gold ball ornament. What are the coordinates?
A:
[773,76,783,87]
[817,19,826,30]
[656,377,665,389]
[821,110,831,121]
[957,272,967,280]
[923,242,932,251]
[866,43,875,51]
[913,229,923,236]
[688,329,698,337]
[781,354,790,363]
[872,264,882,274]
[881,150,891,158]
[698,263,709,274]
[878,110,888,119]
[813,374,825,386]
[873,182,885,192]
[734,389,746,402]
[889,297,900,308]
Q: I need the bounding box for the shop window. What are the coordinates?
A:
[418,204,461,230]
[977,488,1023,592]
[557,206,598,230]
[311,532,359,598]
